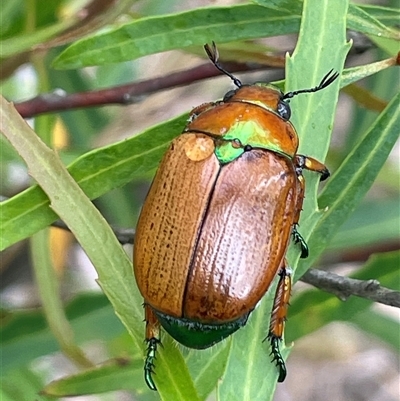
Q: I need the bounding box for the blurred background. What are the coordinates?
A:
[1,0,399,400]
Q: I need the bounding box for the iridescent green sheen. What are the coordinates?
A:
[155,311,249,349]
[214,120,289,164]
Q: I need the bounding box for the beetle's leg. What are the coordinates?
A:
[292,154,330,258]
[144,304,161,391]
[295,154,330,181]
[292,173,308,258]
[267,263,292,382]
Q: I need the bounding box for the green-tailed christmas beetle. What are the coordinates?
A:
[133,42,338,391]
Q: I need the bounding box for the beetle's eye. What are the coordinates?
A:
[277,101,291,120]
[223,89,237,102]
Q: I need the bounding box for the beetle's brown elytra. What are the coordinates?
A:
[133,41,338,391]
[183,134,215,161]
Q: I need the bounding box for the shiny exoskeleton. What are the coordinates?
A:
[133,42,338,391]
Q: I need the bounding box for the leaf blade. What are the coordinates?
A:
[0,114,187,250]
[53,5,300,69]
[296,91,400,279]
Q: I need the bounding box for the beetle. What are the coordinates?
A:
[133,42,338,391]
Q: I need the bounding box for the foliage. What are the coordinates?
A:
[0,1,399,400]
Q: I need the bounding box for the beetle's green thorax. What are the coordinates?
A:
[155,310,249,349]
[186,84,299,165]
[215,120,295,164]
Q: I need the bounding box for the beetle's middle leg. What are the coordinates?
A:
[266,260,292,382]
[292,155,330,258]
[292,171,308,258]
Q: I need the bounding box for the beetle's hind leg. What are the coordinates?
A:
[144,304,161,391]
[266,262,292,382]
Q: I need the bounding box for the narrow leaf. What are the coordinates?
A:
[53,5,300,69]
[353,309,400,351]
[219,0,349,399]
[359,4,400,26]
[186,341,231,400]
[296,91,400,279]
[0,294,124,375]
[328,199,400,251]
[154,336,201,401]
[0,96,194,399]
[0,114,187,250]
[53,2,398,69]
[0,95,144,367]
[288,251,400,343]
[0,19,76,58]
[348,3,399,41]
[42,360,150,397]
[284,0,349,268]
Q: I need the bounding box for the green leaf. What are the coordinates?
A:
[52,5,301,69]
[217,289,290,401]
[287,288,371,342]
[288,251,400,345]
[358,4,400,27]
[42,360,156,398]
[52,1,399,69]
[352,250,400,290]
[1,368,53,401]
[152,336,201,401]
[353,309,400,352]
[296,91,400,279]
[0,114,187,250]
[0,97,196,399]
[328,199,400,251]
[347,3,399,41]
[284,0,349,269]
[341,55,399,88]
[185,340,231,400]
[0,294,125,375]
[251,0,302,13]
[0,0,61,40]
[0,95,147,372]
[217,0,348,399]
[0,19,76,58]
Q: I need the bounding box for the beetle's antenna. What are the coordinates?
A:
[282,69,339,100]
[204,41,242,88]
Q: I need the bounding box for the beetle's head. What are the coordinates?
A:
[204,42,339,121]
[221,84,292,121]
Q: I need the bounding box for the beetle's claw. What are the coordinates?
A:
[320,168,330,181]
[292,225,308,258]
[269,335,287,382]
[144,337,160,391]
[144,370,157,391]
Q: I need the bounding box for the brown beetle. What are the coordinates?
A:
[133,42,338,390]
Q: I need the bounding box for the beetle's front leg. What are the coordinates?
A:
[295,154,330,181]
[267,261,292,382]
[144,304,161,391]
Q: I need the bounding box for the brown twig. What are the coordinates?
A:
[14,61,271,118]
[302,268,400,308]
